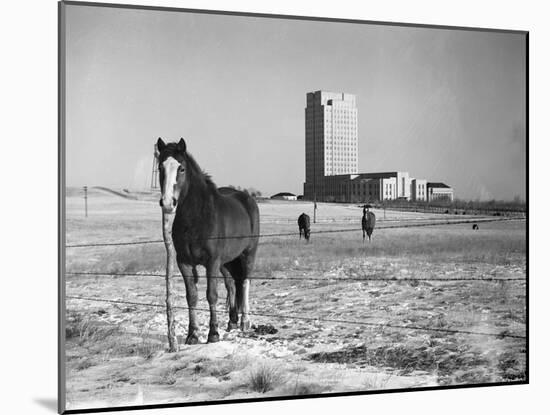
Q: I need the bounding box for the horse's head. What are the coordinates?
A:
[156,137,190,214]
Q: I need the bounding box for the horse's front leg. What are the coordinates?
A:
[240,278,251,331]
[177,259,200,345]
[206,259,221,343]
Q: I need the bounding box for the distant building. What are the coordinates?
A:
[315,171,411,203]
[271,192,298,201]
[304,91,358,201]
[427,183,454,202]
[302,90,453,203]
[411,178,428,202]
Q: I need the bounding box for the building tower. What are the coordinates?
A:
[304,91,358,200]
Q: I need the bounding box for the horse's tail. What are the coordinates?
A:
[235,279,244,314]
[225,293,231,311]
[192,266,199,284]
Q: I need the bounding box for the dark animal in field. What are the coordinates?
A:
[472,224,479,230]
[298,213,311,241]
[362,206,376,242]
[156,137,260,344]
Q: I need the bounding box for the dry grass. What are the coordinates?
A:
[66,311,121,346]
[131,336,165,360]
[288,380,327,396]
[158,363,187,385]
[247,363,284,393]
[207,354,250,378]
[66,191,526,278]
[258,222,525,272]
[64,195,526,408]
[75,358,95,371]
[363,373,393,390]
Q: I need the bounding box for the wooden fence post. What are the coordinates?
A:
[162,211,178,352]
[313,200,317,223]
[83,186,88,217]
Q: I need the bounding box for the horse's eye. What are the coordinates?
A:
[178,166,185,173]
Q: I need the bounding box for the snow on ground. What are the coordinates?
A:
[63,189,526,410]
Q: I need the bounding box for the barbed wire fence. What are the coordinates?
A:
[65,270,525,282]
[64,216,527,350]
[66,216,524,248]
[65,295,525,340]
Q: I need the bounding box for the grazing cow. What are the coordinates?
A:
[472,224,479,230]
[362,206,376,242]
[298,213,311,241]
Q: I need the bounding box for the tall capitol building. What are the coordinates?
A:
[304,91,358,200]
[303,90,453,203]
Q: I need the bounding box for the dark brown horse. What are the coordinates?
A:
[362,206,376,242]
[156,138,260,344]
[298,213,311,241]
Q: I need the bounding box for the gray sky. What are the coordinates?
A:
[65,4,526,200]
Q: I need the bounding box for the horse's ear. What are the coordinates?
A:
[156,137,166,153]
[177,138,187,153]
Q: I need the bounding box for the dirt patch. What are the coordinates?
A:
[253,324,278,335]
[308,340,526,385]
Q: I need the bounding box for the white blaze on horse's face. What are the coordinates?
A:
[161,156,182,213]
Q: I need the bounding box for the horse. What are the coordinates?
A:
[362,206,376,242]
[472,224,479,230]
[297,213,311,241]
[156,137,260,344]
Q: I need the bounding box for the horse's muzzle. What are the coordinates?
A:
[159,197,178,213]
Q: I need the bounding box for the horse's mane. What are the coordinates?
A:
[162,142,219,195]
[162,144,221,240]
[183,151,219,194]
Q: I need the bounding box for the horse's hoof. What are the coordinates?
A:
[240,320,251,331]
[207,332,220,343]
[227,322,239,331]
[185,335,199,345]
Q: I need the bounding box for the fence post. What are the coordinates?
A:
[83,186,88,217]
[313,200,317,223]
[162,211,178,352]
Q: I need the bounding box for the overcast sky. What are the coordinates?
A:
[65,4,526,200]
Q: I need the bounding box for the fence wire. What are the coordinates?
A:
[66,295,526,340]
[65,216,524,248]
[65,271,525,283]
[64,215,527,346]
